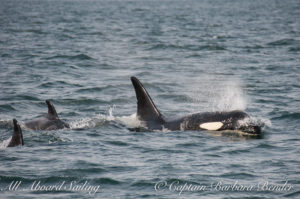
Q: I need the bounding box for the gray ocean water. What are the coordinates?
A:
[0,0,299,198]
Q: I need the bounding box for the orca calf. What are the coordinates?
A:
[25,100,69,130]
[7,119,24,147]
[130,76,262,135]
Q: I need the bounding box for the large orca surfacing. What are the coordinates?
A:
[131,76,262,135]
[24,100,69,130]
[7,119,24,147]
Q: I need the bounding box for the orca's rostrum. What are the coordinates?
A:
[131,76,262,135]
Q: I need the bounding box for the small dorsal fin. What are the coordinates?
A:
[46,100,58,119]
[7,119,24,147]
[131,77,165,125]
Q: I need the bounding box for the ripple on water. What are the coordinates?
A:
[147,43,226,51]
[44,54,94,61]
[284,190,300,198]
[93,177,122,185]
[289,46,300,52]
[0,104,16,112]
[0,95,40,102]
[267,38,298,46]
[38,81,83,88]
[219,172,257,179]
[57,168,107,176]
[272,112,300,121]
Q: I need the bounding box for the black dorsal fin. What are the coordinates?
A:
[7,119,24,147]
[46,100,59,119]
[131,76,165,125]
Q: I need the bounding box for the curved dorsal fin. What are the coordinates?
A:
[131,77,165,125]
[7,119,24,147]
[46,100,58,119]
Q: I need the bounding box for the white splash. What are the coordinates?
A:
[238,116,272,128]
[69,116,103,129]
[115,113,142,129]
[105,106,142,128]
[210,81,247,111]
[69,106,115,129]
[190,77,247,112]
[106,105,116,121]
[0,137,11,149]
[69,106,143,129]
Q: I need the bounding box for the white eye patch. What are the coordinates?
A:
[200,122,223,131]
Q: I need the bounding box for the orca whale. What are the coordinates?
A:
[7,119,24,147]
[24,100,69,130]
[130,76,262,135]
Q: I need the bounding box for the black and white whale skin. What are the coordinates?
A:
[24,100,69,130]
[130,76,262,135]
[7,119,24,147]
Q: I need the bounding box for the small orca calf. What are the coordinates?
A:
[130,76,262,135]
[25,100,69,130]
[7,119,24,147]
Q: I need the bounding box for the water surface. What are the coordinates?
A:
[0,0,299,198]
